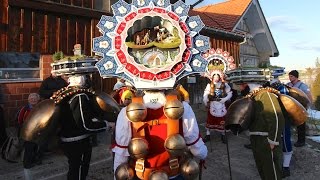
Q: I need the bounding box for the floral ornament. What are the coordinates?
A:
[93,0,210,89]
[201,48,237,81]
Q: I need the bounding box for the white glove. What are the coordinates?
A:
[220,97,228,104]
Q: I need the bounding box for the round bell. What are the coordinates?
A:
[279,94,308,126]
[164,134,186,157]
[128,138,149,159]
[288,87,311,108]
[225,97,254,133]
[95,92,121,113]
[164,99,184,119]
[115,163,135,180]
[126,102,147,122]
[20,99,59,144]
[149,170,169,180]
[180,159,200,180]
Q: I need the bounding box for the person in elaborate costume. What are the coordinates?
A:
[91,0,212,179]
[113,90,207,179]
[56,75,114,180]
[20,48,119,180]
[269,79,293,178]
[248,87,285,180]
[225,81,308,180]
[203,72,232,143]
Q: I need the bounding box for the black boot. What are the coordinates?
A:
[203,135,210,143]
[295,123,306,147]
[221,134,226,144]
[282,167,290,178]
[294,141,305,147]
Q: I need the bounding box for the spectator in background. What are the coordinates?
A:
[119,89,133,107]
[17,93,41,169]
[287,70,313,147]
[39,72,68,99]
[0,84,7,147]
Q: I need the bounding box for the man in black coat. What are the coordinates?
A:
[55,75,114,180]
[39,72,68,99]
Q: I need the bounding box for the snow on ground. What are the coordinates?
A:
[308,109,320,120]
[308,136,320,143]
[307,109,320,143]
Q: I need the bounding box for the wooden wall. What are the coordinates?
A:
[0,0,107,55]
[210,37,240,66]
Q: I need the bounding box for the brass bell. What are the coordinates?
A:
[95,92,121,113]
[20,99,59,144]
[126,101,147,122]
[115,163,135,180]
[279,94,308,126]
[128,138,149,159]
[164,134,186,157]
[288,87,311,108]
[164,99,184,119]
[149,170,169,180]
[180,159,200,180]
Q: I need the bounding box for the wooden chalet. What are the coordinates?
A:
[180,0,279,105]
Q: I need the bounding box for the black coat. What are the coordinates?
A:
[39,75,68,99]
[59,93,107,138]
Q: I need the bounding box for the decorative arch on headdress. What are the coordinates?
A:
[93,0,211,89]
[201,48,236,82]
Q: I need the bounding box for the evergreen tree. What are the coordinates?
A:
[305,67,314,86]
[311,71,320,110]
[316,57,320,68]
[315,58,320,75]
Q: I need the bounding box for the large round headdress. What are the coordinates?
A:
[93,0,211,89]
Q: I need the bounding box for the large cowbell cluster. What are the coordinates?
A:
[93,0,210,89]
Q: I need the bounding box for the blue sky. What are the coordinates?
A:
[186,0,320,70]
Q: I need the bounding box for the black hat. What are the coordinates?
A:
[289,70,299,78]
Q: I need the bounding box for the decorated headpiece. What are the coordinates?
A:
[201,48,237,82]
[51,44,98,76]
[93,0,212,89]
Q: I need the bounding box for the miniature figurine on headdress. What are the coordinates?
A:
[93,0,213,179]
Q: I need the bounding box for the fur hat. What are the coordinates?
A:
[289,70,299,78]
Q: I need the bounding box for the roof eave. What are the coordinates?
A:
[201,26,245,42]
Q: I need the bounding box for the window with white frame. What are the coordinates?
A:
[0,52,41,82]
